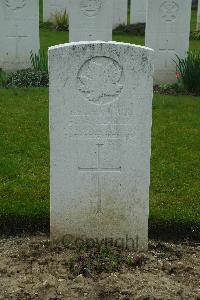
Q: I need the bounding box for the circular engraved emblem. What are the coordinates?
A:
[5,0,26,10]
[160,0,179,22]
[80,0,101,17]
[77,57,124,105]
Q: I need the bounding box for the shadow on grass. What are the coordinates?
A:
[0,216,199,243]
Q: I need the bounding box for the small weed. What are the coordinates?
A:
[175,51,200,94]
[66,241,147,277]
[30,50,48,72]
[190,31,200,40]
[50,10,69,31]
[0,69,8,87]
[5,69,48,87]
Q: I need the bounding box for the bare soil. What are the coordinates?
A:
[0,234,199,300]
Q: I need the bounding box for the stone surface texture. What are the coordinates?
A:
[49,41,154,250]
[145,0,192,84]
[69,0,113,42]
[0,0,39,71]
[130,0,147,24]
[43,0,69,22]
[197,0,200,31]
[113,0,128,29]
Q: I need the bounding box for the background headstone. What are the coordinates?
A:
[43,0,69,22]
[113,0,128,29]
[145,0,192,83]
[0,0,39,71]
[130,0,147,24]
[49,41,154,250]
[69,0,113,42]
[197,0,200,31]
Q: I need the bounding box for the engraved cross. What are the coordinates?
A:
[159,39,175,67]
[7,24,28,59]
[78,143,121,213]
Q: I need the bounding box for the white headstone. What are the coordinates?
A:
[49,41,154,250]
[113,0,128,29]
[0,0,40,71]
[130,0,147,24]
[69,0,113,42]
[145,0,192,84]
[197,0,200,31]
[43,0,69,22]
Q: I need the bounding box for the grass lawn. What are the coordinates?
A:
[0,5,199,238]
[0,89,199,238]
[0,89,49,225]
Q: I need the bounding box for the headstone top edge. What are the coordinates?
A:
[48,41,154,54]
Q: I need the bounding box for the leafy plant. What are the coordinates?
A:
[190,31,200,40]
[154,83,185,96]
[0,69,7,87]
[115,23,145,36]
[175,51,200,94]
[30,50,48,72]
[67,242,147,277]
[50,10,69,31]
[5,69,49,87]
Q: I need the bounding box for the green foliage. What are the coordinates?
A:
[190,31,200,40]
[0,90,199,238]
[114,23,145,36]
[0,50,48,88]
[159,84,178,92]
[0,88,49,223]
[50,10,69,31]
[5,69,48,87]
[67,242,146,277]
[154,83,186,96]
[0,69,7,87]
[30,50,48,72]
[175,51,200,94]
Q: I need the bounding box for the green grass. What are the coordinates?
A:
[150,94,200,227]
[0,89,49,220]
[0,89,199,237]
[0,3,199,238]
[191,9,197,32]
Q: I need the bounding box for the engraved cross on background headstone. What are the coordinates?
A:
[159,39,175,68]
[7,24,28,59]
[78,143,121,213]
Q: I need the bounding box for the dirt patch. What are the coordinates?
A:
[0,235,199,300]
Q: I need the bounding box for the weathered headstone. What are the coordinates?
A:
[145,0,192,83]
[197,0,200,31]
[69,0,113,42]
[0,0,39,71]
[49,41,154,250]
[43,0,69,22]
[113,0,128,29]
[130,0,147,24]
